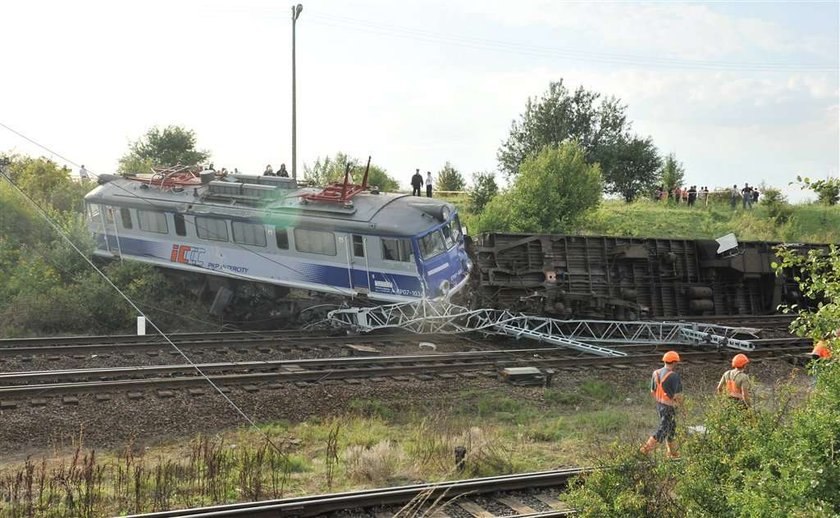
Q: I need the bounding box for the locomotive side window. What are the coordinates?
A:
[120,208,133,229]
[196,217,229,242]
[174,213,187,237]
[352,235,365,257]
[232,221,267,247]
[419,230,446,259]
[137,210,169,234]
[275,227,289,250]
[441,222,454,248]
[87,203,101,219]
[382,238,411,262]
[450,215,462,241]
[294,228,336,256]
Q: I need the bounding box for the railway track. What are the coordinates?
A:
[125,468,587,517]
[0,330,418,357]
[0,339,809,405]
[0,313,797,360]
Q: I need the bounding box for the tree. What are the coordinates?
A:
[118,126,210,174]
[795,175,840,206]
[2,155,87,214]
[498,80,661,200]
[477,142,602,233]
[598,136,662,202]
[303,152,399,192]
[497,80,627,177]
[659,153,685,195]
[436,162,465,192]
[469,171,498,214]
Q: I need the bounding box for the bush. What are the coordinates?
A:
[761,187,793,224]
[477,143,602,233]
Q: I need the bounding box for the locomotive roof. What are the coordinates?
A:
[84,176,454,237]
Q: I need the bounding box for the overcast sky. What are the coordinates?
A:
[1,0,837,199]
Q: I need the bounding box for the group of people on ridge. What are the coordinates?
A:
[654,185,710,206]
[263,164,289,178]
[640,333,833,459]
[410,169,434,197]
[731,183,760,209]
[652,183,761,209]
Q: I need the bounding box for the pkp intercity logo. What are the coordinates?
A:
[170,244,206,266]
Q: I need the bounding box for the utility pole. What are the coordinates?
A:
[291,3,303,180]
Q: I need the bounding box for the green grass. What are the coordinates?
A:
[454,193,840,242]
[578,199,840,242]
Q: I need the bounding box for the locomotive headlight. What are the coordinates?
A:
[440,206,451,222]
[439,280,451,296]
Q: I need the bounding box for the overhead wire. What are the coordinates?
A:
[306,11,838,73]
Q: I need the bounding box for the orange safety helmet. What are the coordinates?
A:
[731,353,750,369]
[662,351,681,364]
[811,342,832,359]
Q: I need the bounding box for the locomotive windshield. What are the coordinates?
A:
[419,230,447,259]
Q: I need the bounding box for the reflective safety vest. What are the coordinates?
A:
[723,369,745,400]
[652,368,676,406]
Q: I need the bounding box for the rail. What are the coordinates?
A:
[122,468,587,517]
[0,340,809,399]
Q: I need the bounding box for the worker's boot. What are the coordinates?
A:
[639,436,658,455]
[665,440,679,460]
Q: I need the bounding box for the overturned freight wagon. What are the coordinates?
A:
[473,233,823,319]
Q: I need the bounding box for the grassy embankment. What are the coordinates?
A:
[579,199,840,243]
[437,191,840,242]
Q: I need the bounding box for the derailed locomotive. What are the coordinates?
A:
[84,166,471,317]
[472,232,823,319]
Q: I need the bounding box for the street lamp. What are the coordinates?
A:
[291,3,303,181]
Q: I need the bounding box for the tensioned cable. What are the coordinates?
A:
[0,168,279,429]
[307,11,838,72]
[0,166,306,468]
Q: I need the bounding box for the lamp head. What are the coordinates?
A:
[293,4,303,19]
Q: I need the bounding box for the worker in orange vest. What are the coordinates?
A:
[640,351,683,458]
[811,341,832,360]
[716,353,751,407]
[810,328,835,360]
[806,330,835,388]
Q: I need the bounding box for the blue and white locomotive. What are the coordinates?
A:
[84,166,471,308]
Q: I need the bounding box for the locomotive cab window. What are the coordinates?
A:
[441,222,455,248]
[195,217,229,242]
[120,208,133,230]
[294,228,336,256]
[352,235,365,257]
[275,227,289,250]
[138,210,168,234]
[174,213,187,237]
[419,230,446,259]
[87,203,101,219]
[232,221,267,247]
[450,215,462,242]
[382,238,411,262]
